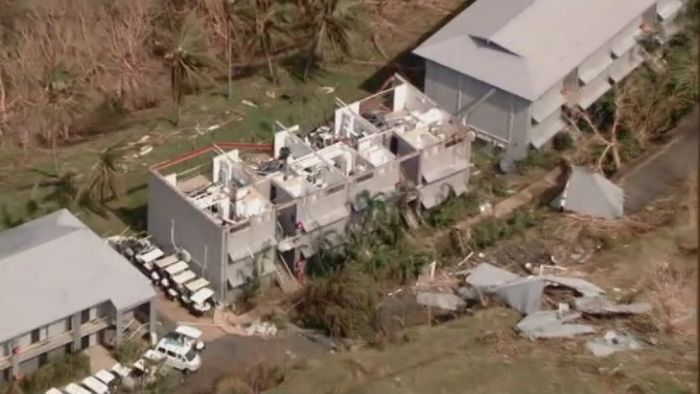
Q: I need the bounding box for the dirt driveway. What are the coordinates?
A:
[172,332,330,394]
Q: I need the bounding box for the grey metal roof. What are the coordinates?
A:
[553,166,624,219]
[414,0,656,101]
[0,210,155,342]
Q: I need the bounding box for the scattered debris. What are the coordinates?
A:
[493,277,546,315]
[586,330,643,357]
[516,310,596,339]
[319,86,336,94]
[465,263,520,289]
[266,90,277,99]
[138,135,150,143]
[540,275,604,297]
[245,319,278,338]
[456,286,480,302]
[551,166,624,219]
[416,292,466,311]
[241,99,258,108]
[139,145,153,156]
[574,296,652,316]
[479,202,493,215]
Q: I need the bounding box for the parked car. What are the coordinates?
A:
[149,339,201,373]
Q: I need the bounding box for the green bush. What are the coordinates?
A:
[552,132,575,151]
[20,353,90,393]
[467,210,542,250]
[295,265,379,338]
[115,339,147,365]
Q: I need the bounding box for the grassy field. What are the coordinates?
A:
[270,180,698,394]
[0,0,465,235]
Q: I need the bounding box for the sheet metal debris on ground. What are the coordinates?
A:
[574,296,652,315]
[516,310,596,339]
[416,292,467,311]
[586,330,643,357]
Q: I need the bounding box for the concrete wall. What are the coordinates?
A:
[296,183,350,232]
[424,60,531,159]
[148,172,226,298]
[349,161,401,205]
[225,210,277,262]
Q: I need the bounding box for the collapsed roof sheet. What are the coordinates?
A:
[552,166,624,219]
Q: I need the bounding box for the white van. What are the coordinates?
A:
[150,340,201,373]
[81,377,110,394]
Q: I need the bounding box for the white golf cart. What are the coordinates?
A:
[168,270,197,299]
[180,278,210,306]
[81,376,110,394]
[167,325,205,352]
[94,370,117,391]
[63,383,91,394]
[152,255,179,286]
[189,288,215,317]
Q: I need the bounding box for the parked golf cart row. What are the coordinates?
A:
[107,236,216,316]
[44,326,205,394]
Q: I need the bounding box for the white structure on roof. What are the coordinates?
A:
[414,0,688,160]
[0,209,156,382]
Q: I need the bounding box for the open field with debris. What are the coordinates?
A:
[270,177,698,394]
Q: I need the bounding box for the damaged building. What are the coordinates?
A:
[147,75,473,303]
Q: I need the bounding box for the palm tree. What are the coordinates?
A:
[236,0,295,84]
[165,13,218,125]
[85,140,128,203]
[301,0,362,79]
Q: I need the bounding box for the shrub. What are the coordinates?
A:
[214,363,286,394]
[21,353,90,393]
[467,210,541,250]
[552,132,574,151]
[295,265,379,338]
[115,339,148,365]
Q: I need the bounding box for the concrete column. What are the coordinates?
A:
[148,299,156,335]
[10,339,19,378]
[114,311,123,346]
[70,313,81,352]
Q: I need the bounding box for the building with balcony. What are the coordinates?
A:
[0,210,156,381]
[147,75,472,303]
[413,0,688,160]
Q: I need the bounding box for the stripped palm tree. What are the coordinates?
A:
[85,140,128,203]
[301,0,362,79]
[165,14,219,125]
[236,0,295,84]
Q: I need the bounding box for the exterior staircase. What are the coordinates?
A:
[274,254,301,294]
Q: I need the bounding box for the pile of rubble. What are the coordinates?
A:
[415,262,651,357]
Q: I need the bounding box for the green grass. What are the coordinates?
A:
[0,67,376,234]
[270,308,697,394]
